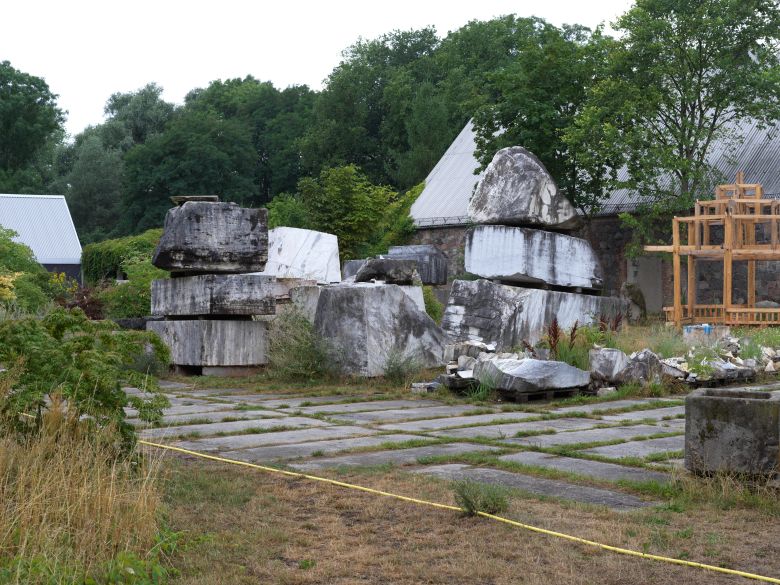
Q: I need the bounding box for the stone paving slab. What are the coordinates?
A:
[599,406,685,423]
[280,399,442,415]
[499,451,670,484]
[505,424,678,448]
[131,409,284,427]
[174,426,378,452]
[548,399,677,415]
[221,434,423,462]
[128,403,245,419]
[414,464,655,510]
[580,435,684,459]
[331,405,485,424]
[139,416,330,440]
[429,418,600,440]
[222,395,373,408]
[377,411,541,432]
[291,443,500,471]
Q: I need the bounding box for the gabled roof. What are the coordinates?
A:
[0,194,82,264]
[411,118,780,225]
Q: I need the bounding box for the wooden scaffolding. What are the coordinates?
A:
[645,172,780,327]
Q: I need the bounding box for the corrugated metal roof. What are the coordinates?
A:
[410,119,485,227]
[0,194,82,264]
[412,118,780,224]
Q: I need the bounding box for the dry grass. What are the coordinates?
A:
[0,407,163,582]
[164,456,780,585]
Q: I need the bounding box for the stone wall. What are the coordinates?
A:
[408,226,469,279]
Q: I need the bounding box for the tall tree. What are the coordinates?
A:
[565,0,780,247]
[103,83,175,149]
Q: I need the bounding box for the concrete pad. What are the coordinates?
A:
[429,418,600,440]
[280,399,442,414]
[548,399,677,415]
[133,409,283,427]
[131,403,242,418]
[499,451,669,484]
[221,434,422,462]
[222,395,372,408]
[174,426,377,452]
[377,412,540,432]
[139,416,330,440]
[600,406,686,423]
[505,424,676,448]
[291,443,500,471]
[332,405,485,424]
[414,464,654,510]
[580,435,685,459]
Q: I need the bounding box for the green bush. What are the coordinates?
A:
[453,480,510,516]
[81,228,163,284]
[0,226,53,313]
[422,285,443,323]
[99,258,167,319]
[268,307,334,381]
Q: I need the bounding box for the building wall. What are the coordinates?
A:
[43,263,82,282]
[408,226,469,280]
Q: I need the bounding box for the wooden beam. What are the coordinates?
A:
[723,212,733,316]
[673,218,682,328]
[688,218,696,318]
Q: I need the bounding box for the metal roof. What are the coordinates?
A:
[412,118,780,224]
[410,119,485,227]
[0,194,82,264]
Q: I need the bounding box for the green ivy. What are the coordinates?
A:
[81,229,163,284]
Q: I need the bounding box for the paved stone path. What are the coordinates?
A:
[128,384,708,511]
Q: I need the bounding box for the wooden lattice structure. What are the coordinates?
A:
[645,172,780,327]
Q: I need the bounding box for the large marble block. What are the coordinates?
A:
[152,201,268,273]
[467,146,581,229]
[313,284,446,377]
[442,279,626,349]
[474,358,590,394]
[151,274,277,316]
[147,320,269,366]
[260,227,341,284]
[465,225,602,289]
[381,245,448,285]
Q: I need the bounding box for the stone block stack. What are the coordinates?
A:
[443,146,626,349]
[148,199,276,376]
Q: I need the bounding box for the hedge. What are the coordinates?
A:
[81,229,163,284]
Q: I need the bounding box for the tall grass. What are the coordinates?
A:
[268,307,335,381]
[0,404,164,583]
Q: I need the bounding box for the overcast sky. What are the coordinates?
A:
[3,0,633,136]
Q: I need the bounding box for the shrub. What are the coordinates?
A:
[453,480,510,516]
[422,285,444,323]
[0,226,53,313]
[81,228,163,284]
[100,258,167,319]
[268,307,334,381]
[383,348,422,388]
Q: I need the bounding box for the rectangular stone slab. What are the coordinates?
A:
[174,426,379,452]
[548,399,678,415]
[291,443,499,471]
[376,411,540,432]
[280,399,442,415]
[499,451,670,484]
[429,418,600,440]
[148,320,268,366]
[579,435,685,459]
[134,409,283,427]
[465,225,602,289]
[220,433,422,462]
[506,424,679,448]
[151,274,277,316]
[414,464,654,510]
[330,405,485,424]
[259,227,341,284]
[600,406,685,423]
[139,416,329,440]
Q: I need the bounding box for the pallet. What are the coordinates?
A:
[500,388,580,403]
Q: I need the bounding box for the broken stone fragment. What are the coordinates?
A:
[381,245,448,285]
[354,258,420,285]
[152,201,268,273]
[473,358,590,395]
[465,225,603,289]
[589,348,630,383]
[342,259,368,280]
[467,146,581,229]
[259,227,341,284]
[151,274,277,316]
[616,349,663,385]
[443,341,494,362]
[457,355,476,371]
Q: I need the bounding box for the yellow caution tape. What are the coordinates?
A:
[139,439,780,584]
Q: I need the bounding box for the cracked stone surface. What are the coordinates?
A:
[506,424,681,448]
[579,435,685,459]
[139,416,330,440]
[331,405,485,424]
[599,406,686,422]
[174,426,378,452]
[429,418,600,440]
[279,400,442,415]
[548,399,678,415]
[376,411,540,432]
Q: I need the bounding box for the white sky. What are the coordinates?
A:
[3,0,633,137]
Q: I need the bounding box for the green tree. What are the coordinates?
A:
[103,82,175,149]
[566,0,780,249]
[0,226,52,313]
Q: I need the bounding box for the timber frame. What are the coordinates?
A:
[645,172,780,327]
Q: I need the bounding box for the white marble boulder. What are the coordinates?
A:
[151,274,277,316]
[312,284,445,377]
[467,147,581,230]
[260,227,341,284]
[474,357,590,394]
[152,202,268,273]
[465,225,602,289]
[442,279,626,349]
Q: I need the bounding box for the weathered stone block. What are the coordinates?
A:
[442,279,626,349]
[381,245,448,285]
[313,284,445,377]
[260,227,341,284]
[465,225,602,289]
[152,201,268,273]
[354,258,420,284]
[151,274,276,316]
[685,388,780,475]
[589,348,630,382]
[473,358,590,395]
[467,146,581,229]
[342,259,368,280]
[147,320,268,366]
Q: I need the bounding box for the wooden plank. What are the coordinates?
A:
[673,218,682,328]
[723,212,733,317]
